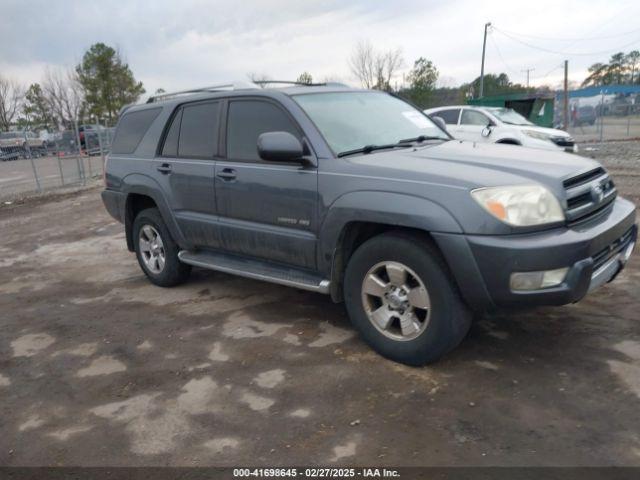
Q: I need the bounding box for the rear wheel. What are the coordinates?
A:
[344,232,471,365]
[133,207,191,287]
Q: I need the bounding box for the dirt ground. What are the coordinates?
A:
[0,142,639,467]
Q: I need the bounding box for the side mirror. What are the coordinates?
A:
[431,116,447,132]
[257,131,305,163]
[481,123,493,137]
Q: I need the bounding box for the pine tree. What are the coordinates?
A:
[76,43,145,125]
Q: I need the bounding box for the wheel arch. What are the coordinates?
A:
[122,175,189,252]
[495,138,522,145]
[319,192,463,302]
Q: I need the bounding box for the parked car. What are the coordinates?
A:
[573,105,597,126]
[0,130,47,157]
[102,82,636,365]
[425,106,578,153]
[78,124,111,155]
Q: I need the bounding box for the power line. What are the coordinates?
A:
[488,32,520,75]
[493,27,640,56]
[494,26,640,42]
[532,63,564,81]
[490,33,565,85]
[521,68,535,87]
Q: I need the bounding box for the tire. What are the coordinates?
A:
[133,207,191,287]
[343,232,471,366]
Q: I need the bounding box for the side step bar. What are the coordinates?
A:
[178,250,331,294]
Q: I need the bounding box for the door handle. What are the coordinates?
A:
[156,163,172,174]
[216,168,237,181]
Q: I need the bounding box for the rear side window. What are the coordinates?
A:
[177,102,220,158]
[111,108,161,154]
[227,100,300,161]
[433,109,460,125]
[461,109,490,126]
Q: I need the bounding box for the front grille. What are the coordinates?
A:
[592,227,634,271]
[563,168,616,224]
[563,167,605,189]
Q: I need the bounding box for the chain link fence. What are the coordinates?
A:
[0,122,114,201]
[556,88,640,143]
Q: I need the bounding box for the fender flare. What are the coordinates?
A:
[121,174,190,251]
[318,191,463,276]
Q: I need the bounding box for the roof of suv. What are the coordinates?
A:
[121,83,356,116]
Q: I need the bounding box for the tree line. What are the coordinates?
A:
[582,51,640,87]
[346,40,535,109]
[0,43,145,132]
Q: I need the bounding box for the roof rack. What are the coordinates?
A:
[146,80,350,103]
[252,80,348,88]
[146,81,258,103]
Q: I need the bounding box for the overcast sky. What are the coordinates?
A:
[1,0,639,97]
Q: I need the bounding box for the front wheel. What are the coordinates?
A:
[343,232,471,366]
[133,207,191,287]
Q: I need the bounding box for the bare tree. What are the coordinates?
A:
[41,67,83,129]
[349,40,376,89]
[348,40,404,90]
[376,48,403,91]
[247,72,272,88]
[0,75,24,131]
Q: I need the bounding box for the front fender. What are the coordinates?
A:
[318,191,463,275]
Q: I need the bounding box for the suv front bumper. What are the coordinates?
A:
[434,197,637,311]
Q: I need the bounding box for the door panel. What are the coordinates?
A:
[154,158,219,248]
[215,161,317,268]
[153,101,221,248]
[215,99,318,269]
[457,109,491,142]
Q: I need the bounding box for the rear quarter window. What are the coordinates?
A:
[111,107,161,154]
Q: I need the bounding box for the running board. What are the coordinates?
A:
[178,250,331,294]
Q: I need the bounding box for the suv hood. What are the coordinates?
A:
[346,140,600,193]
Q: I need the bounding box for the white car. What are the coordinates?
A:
[425,105,577,153]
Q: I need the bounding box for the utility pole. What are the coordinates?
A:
[563,60,569,130]
[521,68,535,88]
[479,22,491,98]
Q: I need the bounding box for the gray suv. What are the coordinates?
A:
[102,82,637,365]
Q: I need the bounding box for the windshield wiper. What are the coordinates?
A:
[397,135,448,144]
[337,143,413,158]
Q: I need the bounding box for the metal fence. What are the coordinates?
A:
[0,123,113,201]
[556,89,640,143]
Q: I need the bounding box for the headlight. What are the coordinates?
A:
[522,129,553,142]
[471,185,564,226]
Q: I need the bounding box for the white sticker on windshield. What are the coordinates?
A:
[402,111,431,129]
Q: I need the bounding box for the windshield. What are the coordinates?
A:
[487,108,533,126]
[0,132,19,139]
[293,91,448,155]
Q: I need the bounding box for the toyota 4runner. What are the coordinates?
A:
[102,81,637,365]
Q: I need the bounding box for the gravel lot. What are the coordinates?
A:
[0,142,639,467]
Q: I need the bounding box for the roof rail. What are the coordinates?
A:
[146,80,351,103]
[252,80,350,88]
[146,81,258,103]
